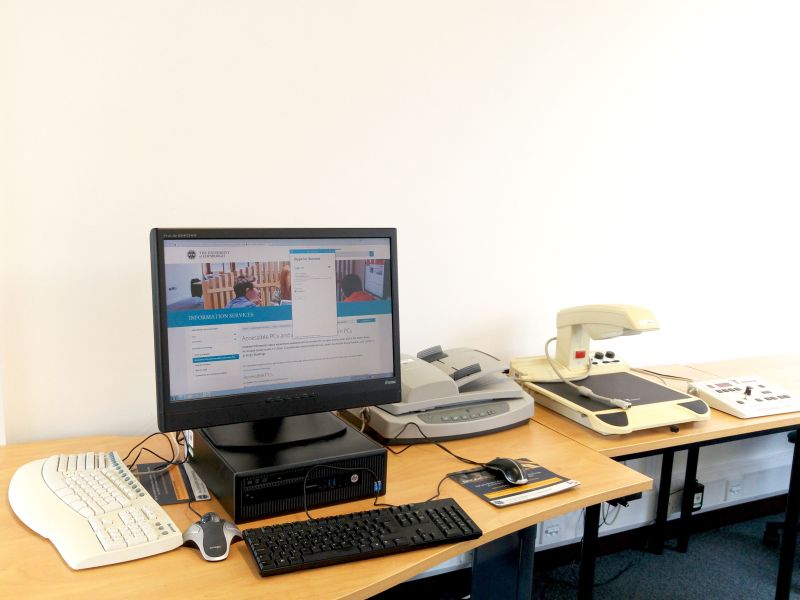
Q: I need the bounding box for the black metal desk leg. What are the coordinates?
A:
[775,428,800,600]
[578,504,601,600]
[649,450,674,554]
[677,447,699,553]
[472,524,536,600]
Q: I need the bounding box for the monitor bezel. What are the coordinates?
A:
[150,227,401,433]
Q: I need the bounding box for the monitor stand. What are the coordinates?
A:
[202,411,347,450]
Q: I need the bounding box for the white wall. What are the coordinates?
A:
[2,1,799,443]
[0,380,5,446]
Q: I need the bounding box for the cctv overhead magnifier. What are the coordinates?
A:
[510,305,710,435]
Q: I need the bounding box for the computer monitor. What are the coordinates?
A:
[363,263,389,299]
[150,228,400,449]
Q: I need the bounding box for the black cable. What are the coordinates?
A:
[300,418,518,520]
[121,432,174,463]
[377,420,540,501]
[301,464,394,522]
[601,502,622,526]
[383,421,494,469]
[129,447,174,468]
[426,474,451,503]
[298,420,483,512]
[126,431,189,474]
[543,554,642,591]
[594,555,643,587]
[385,442,414,456]
[541,504,642,596]
[187,500,203,519]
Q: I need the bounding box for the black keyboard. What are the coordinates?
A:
[243,498,482,576]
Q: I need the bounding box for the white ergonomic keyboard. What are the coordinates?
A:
[689,376,800,419]
[8,450,183,569]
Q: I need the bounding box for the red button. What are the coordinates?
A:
[575,350,586,359]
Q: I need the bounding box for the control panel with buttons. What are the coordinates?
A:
[418,400,510,424]
[581,349,628,377]
[590,350,622,367]
[689,376,800,419]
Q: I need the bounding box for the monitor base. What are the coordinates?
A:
[202,412,347,450]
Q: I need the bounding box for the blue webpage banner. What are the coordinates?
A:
[167,300,391,328]
[336,300,391,318]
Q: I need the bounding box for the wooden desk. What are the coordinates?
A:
[0,423,650,600]
[532,355,800,600]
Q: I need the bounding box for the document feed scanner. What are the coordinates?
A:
[343,346,533,444]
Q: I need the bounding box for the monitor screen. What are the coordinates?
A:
[151,228,400,434]
[363,263,388,299]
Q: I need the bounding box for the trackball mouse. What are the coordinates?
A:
[484,457,529,486]
[182,512,242,561]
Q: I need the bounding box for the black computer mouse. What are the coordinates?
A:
[182,511,242,561]
[484,457,529,486]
